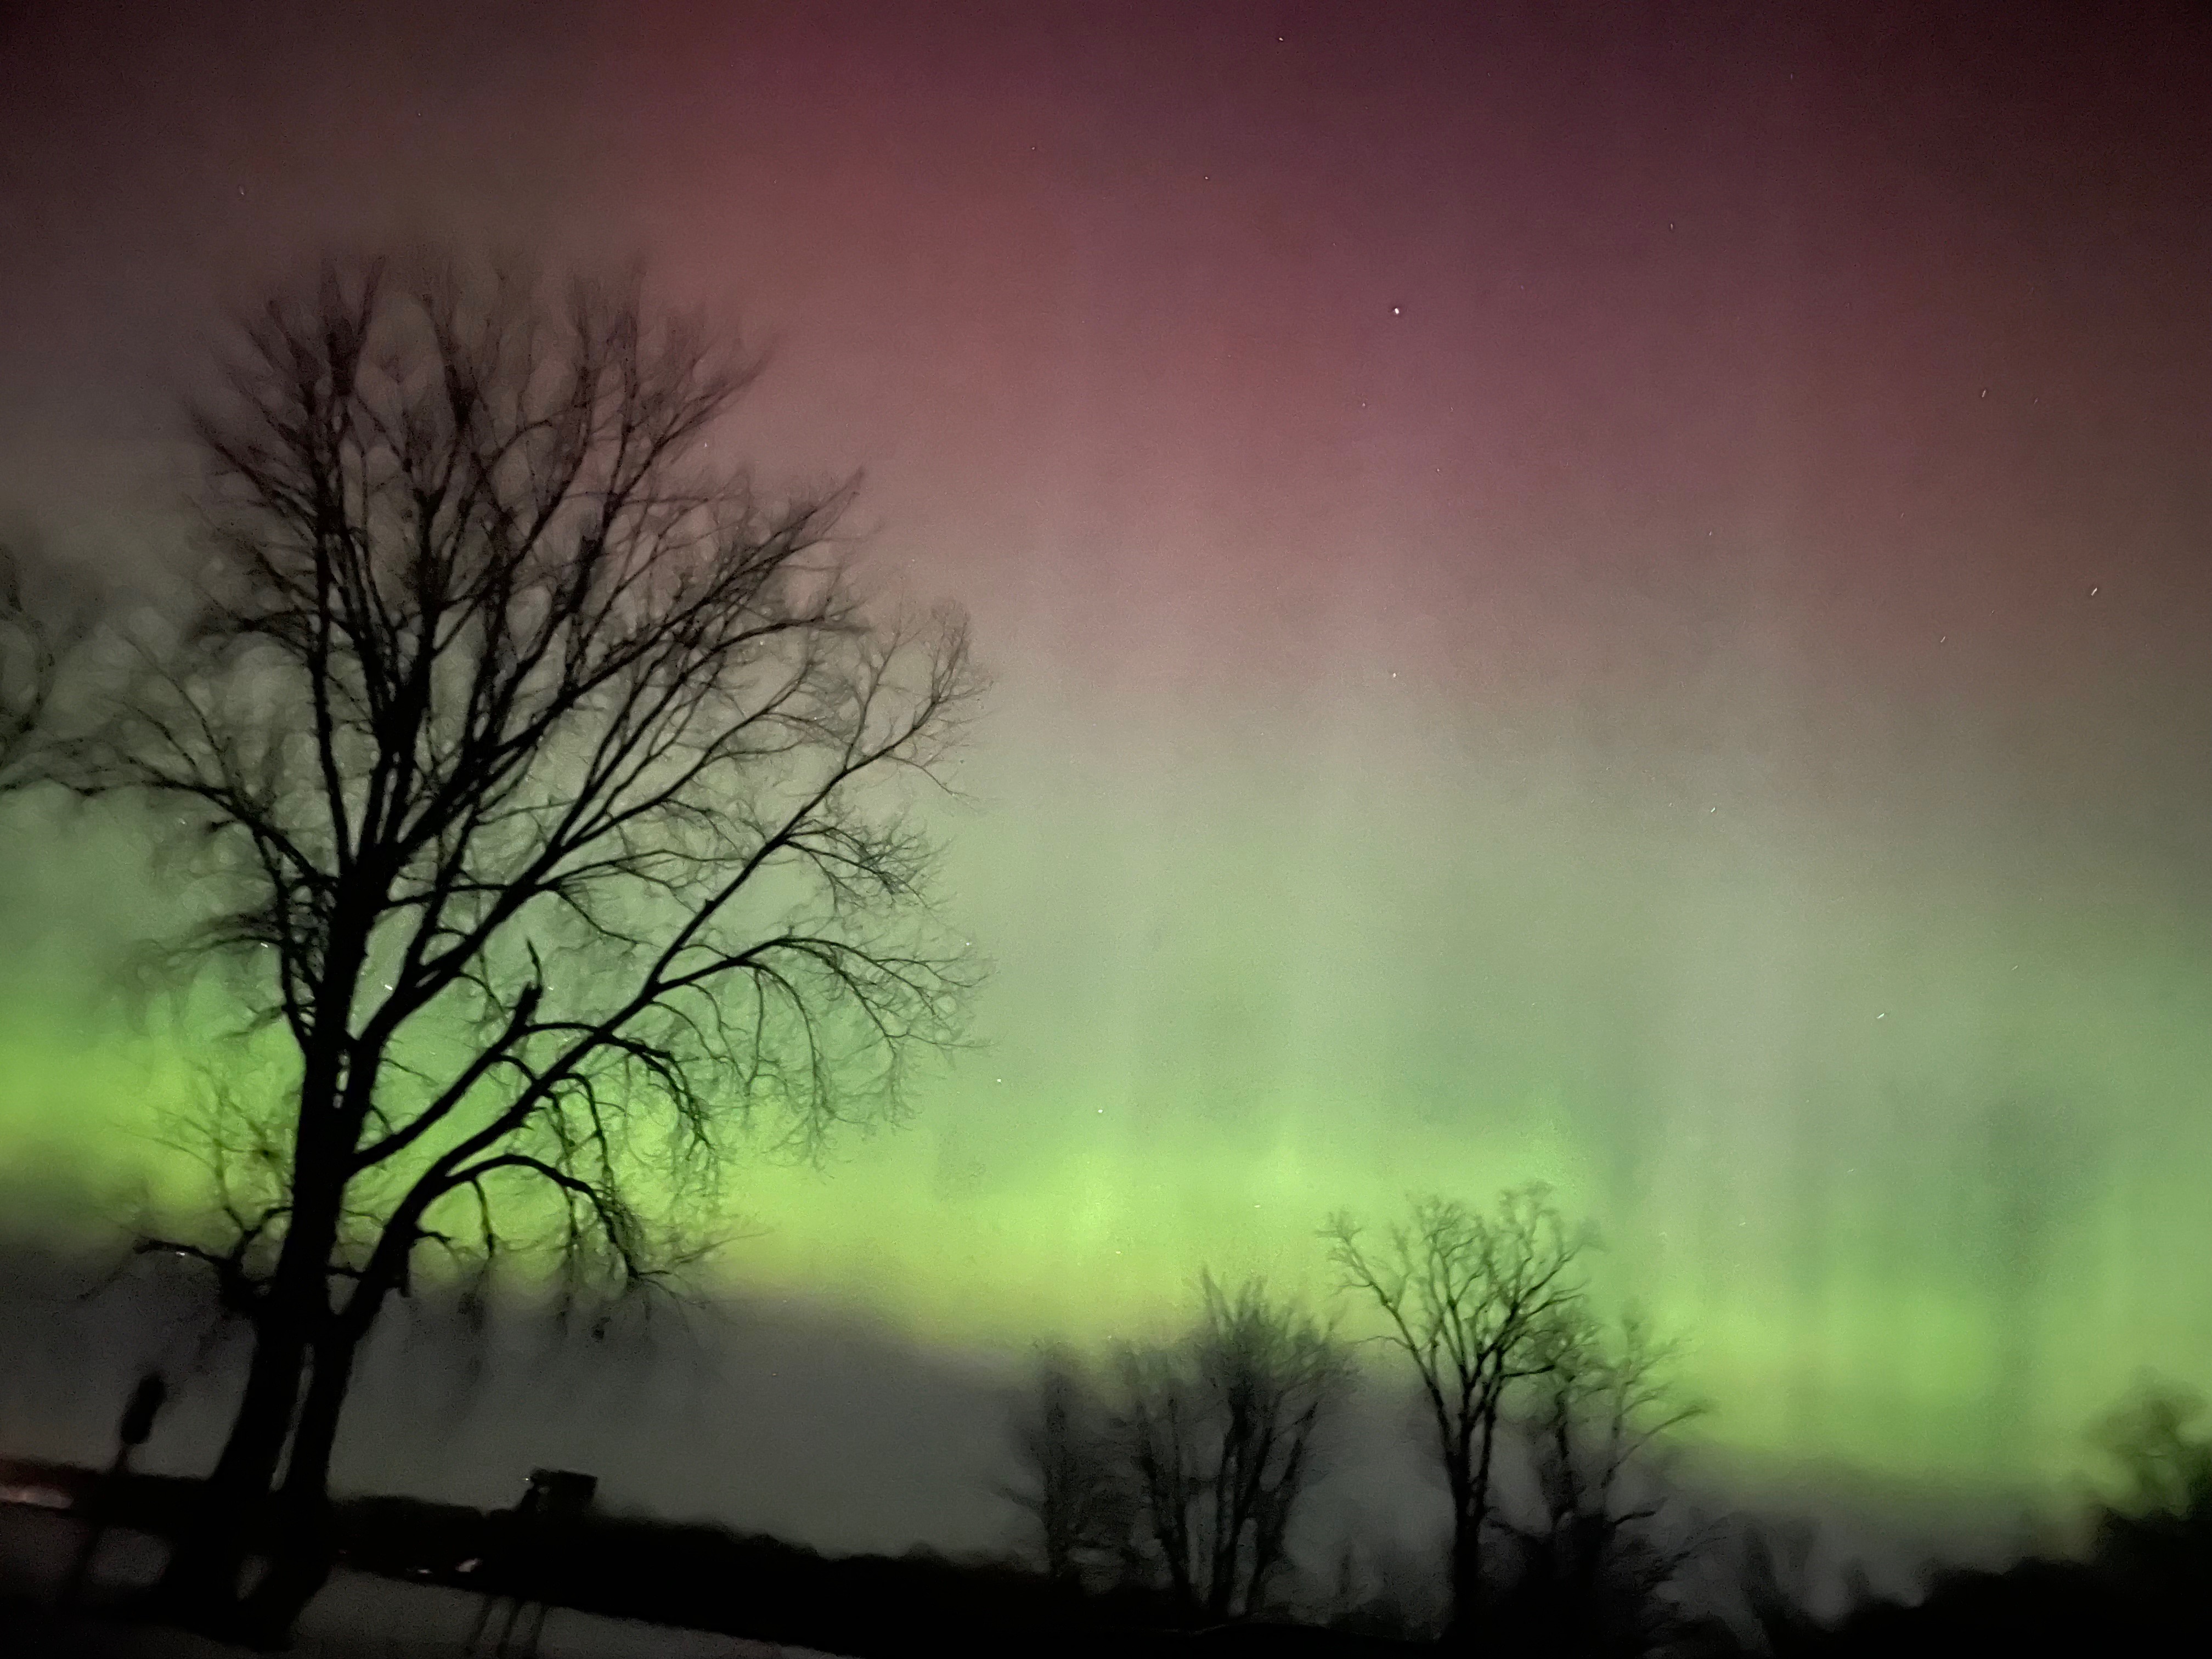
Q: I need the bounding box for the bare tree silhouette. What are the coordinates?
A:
[2092,1372,2212,1600]
[1730,1517,1826,1657]
[2095,1378,2212,1519]
[1002,1346,1131,1585]
[1499,1310,1707,1655]
[1323,1187,1588,1648]
[57,252,983,1644]
[1113,1274,1352,1622]
[0,541,85,791]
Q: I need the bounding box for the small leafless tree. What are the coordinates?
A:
[1500,1310,1707,1655]
[1323,1187,1588,1646]
[0,541,87,791]
[58,253,983,1643]
[1002,1347,1130,1584]
[2094,1377,2212,1522]
[1114,1274,1352,1621]
[2091,1375,2212,1589]
[1730,1517,1826,1657]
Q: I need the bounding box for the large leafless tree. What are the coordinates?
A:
[1323,1187,1588,1647]
[61,255,982,1643]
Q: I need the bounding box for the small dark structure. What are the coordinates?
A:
[60,1371,167,1610]
[465,1469,598,1658]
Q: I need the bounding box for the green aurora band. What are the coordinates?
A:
[5,627,2208,1500]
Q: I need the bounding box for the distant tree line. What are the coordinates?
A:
[998,1196,2212,1657]
[1741,1379,2212,1657]
[1002,1187,1717,1656]
[9,1366,2207,1659]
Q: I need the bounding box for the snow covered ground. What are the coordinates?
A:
[0,1502,848,1659]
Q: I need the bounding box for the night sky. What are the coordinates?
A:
[4,0,2212,1526]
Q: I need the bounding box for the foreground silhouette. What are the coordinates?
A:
[9,1432,2212,1658]
[14,247,983,1647]
[463,1469,597,1658]
[1767,1381,2212,1656]
[1,1462,1426,1657]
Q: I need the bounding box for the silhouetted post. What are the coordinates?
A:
[60,1371,167,1609]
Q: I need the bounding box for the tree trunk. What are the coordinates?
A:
[1445,1511,1482,1651]
[1451,1400,1503,1647]
[238,1313,370,1646]
[1205,1470,1237,1621]
[151,1313,310,1628]
[155,1138,346,1636]
[1443,1429,1489,1653]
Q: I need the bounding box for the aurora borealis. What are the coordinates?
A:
[4,0,2212,1526]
